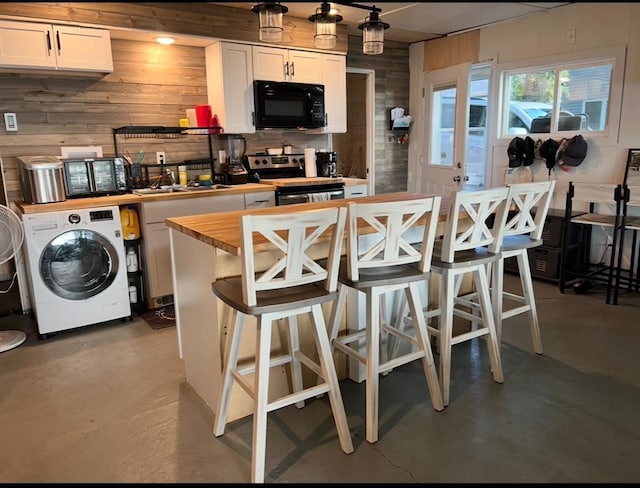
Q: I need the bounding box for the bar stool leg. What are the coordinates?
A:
[365,289,381,443]
[517,251,543,354]
[474,266,504,383]
[406,282,444,411]
[213,310,244,437]
[286,315,306,408]
[309,303,354,454]
[251,315,273,484]
[439,271,455,406]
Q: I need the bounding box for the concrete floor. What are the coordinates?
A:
[1,274,640,483]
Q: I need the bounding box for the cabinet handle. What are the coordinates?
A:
[55,30,61,56]
[325,113,328,126]
[290,61,295,78]
[46,31,52,55]
[284,62,289,78]
[251,111,255,126]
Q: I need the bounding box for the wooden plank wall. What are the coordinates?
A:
[0,39,213,207]
[423,30,480,72]
[346,35,410,194]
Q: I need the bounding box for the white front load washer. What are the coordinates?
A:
[22,205,131,336]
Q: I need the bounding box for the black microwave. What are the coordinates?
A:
[63,157,127,198]
[253,80,325,130]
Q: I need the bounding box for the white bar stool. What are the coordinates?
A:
[211,206,353,483]
[327,196,444,444]
[490,180,556,353]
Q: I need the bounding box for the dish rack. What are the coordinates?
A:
[113,126,224,189]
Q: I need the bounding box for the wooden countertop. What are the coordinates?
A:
[166,192,443,256]
[15,183,272,214]
[15,178,369,215]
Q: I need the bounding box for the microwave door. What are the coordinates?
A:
[64,161,92,196]
[91,159,116,192]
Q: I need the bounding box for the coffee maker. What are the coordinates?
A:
[218,134,248,184]
[316,151,337,177]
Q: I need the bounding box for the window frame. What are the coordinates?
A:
[493,46,626,145]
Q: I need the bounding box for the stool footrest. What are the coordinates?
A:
[450,327,489,345]
[267,383,330,412]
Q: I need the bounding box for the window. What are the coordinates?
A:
[498,48,623,139]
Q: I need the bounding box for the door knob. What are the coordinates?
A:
[453,175,461,182]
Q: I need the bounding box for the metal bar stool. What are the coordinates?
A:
[327,196,444,444]
[211,206,353,483]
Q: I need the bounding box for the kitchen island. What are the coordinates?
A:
[166,192,449,422]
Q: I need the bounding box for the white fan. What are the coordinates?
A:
[0,203,26,352]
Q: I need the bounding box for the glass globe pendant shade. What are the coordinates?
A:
[252,2,288,42]
[358,10,389,55]
[309,2,343,49]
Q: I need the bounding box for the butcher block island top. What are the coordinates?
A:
[166,192,442,256]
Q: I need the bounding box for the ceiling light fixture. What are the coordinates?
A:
[329,2,390,55]
[251,2,289,43]
[155,36,175,45]
[308,2,343,50]
[357,7,389,55]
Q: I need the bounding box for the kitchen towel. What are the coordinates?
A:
[310,192,330,202]
[304,148,317,177]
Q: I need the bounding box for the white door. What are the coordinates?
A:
[421,63,470,198]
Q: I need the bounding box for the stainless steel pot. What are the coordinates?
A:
[17,156,66,204]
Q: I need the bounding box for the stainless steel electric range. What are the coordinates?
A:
[245,153,344,206]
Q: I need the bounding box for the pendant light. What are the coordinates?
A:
[251,2,288,42]
[358,8,389,55]
[308,2,343,50]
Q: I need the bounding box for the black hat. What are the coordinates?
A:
[539,138,560,173]
[507,137,525,168]
[523,136,535,166]
[558,134,588,168]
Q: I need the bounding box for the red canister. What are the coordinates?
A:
[195,104,212,127]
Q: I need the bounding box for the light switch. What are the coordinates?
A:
[4,113,17,131]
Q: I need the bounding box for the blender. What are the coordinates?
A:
[218,134,248,184]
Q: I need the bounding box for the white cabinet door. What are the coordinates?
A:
[54,25,113,72]
[321,54,347,133]
[0,20,112,72]
[206,41,255,134]
[144,221,174,302]
[0,20,56,69]
[252,46,322,83]
[288,50,322,83]
[141,194,245,307]
[252,45,288,81]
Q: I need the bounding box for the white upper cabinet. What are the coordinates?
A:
[206,41,256,134]
[252,46,322,83]
[321,53,347,133]
[0,20,113,73]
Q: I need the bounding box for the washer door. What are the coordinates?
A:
[40,229,120,301]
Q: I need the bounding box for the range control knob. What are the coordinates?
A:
[68,214,81,225]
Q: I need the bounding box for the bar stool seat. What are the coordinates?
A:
[211,206,353,483]
[327,196,444,444]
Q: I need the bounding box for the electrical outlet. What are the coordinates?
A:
[566,28,576,44]
[156,151,166,164]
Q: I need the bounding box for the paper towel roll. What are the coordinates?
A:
[304,148,317,178]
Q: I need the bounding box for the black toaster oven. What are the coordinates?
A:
[63,157,127,198]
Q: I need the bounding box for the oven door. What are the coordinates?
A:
[276,183,344,206]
